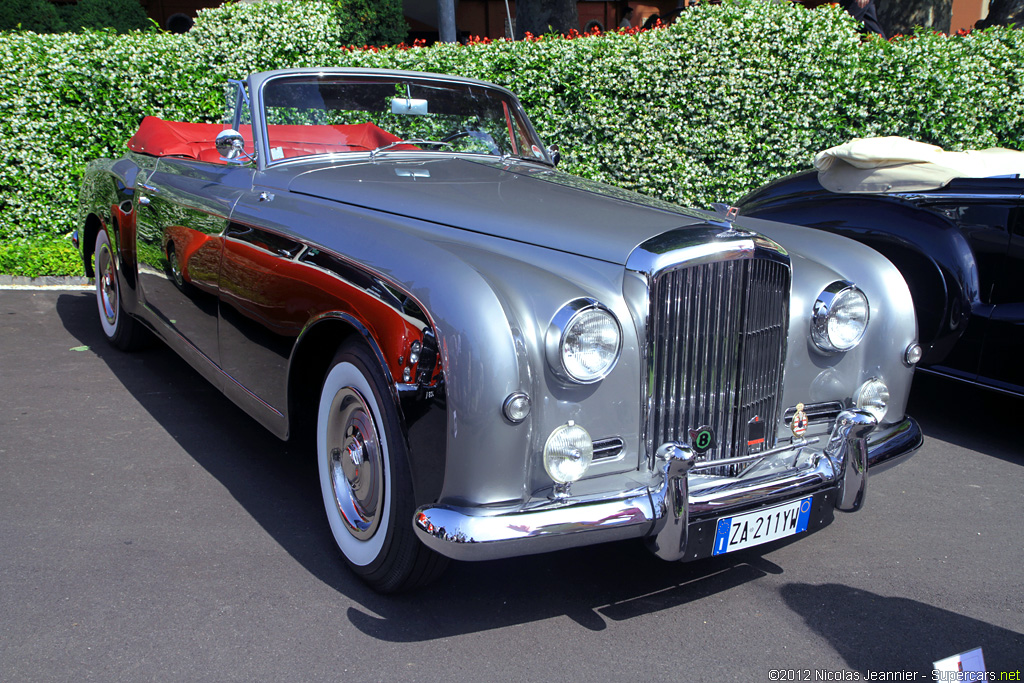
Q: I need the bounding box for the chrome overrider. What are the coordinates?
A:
[413,410,920,562]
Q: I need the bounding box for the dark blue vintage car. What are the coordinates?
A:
[735,137,1024,397]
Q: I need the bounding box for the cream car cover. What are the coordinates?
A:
[814,136,1024,193]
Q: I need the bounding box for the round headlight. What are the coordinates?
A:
[547,299,622,384]
[856,378,890,422]
[812,281,869,353]
[543,421,593,484]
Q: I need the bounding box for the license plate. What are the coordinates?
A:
[712,496,813,555]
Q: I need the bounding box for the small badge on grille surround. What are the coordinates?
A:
[791,402,809,437]
[747,415,766,453]
[688,426,716,455]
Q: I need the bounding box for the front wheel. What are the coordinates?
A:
[317,341,447,592]
[94,229,147,351]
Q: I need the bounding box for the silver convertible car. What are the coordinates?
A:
[75,68,924,592]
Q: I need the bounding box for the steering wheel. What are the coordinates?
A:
[440,129,500,155]
[441,130,473,143]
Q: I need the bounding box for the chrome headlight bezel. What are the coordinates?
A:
[811,281,870,353]
[545,298,622,384]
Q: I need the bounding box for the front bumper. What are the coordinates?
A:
[413,411,923,562]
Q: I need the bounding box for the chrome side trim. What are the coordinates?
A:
[892,192,1022,201]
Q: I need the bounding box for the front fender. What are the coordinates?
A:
[740,216,919,431]
[425,237,644,504]
[240,193,536,507]
[737,179,975,362]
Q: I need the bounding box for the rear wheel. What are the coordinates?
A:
[94,229,147,351]
[317,341,447,592]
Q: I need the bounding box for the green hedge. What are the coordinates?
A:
[0,236,82,277]
[1,0,1022,276]
[0,0,64,33]
[1,0,151,33]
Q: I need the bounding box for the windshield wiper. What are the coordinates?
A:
[369,139,451,160]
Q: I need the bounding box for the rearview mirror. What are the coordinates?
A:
[391,98,429,116]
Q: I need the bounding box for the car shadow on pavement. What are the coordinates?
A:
[908,373,1021,467]
[345,548,793,637]
[56,292,801,637]
[781,582,1024,676]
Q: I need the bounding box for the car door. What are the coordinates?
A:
[216,214,308,425]
[134,158,249,375]
[918,178,1021,389]
[975,180,1024,393]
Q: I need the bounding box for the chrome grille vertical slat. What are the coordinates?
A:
[646,256,790,476]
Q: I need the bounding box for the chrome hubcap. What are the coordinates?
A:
[326,387,383,540]
[97,244,117,326]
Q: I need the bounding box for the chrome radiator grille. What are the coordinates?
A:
[646,257,790,475]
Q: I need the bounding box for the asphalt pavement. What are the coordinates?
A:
[2,289,1021,682]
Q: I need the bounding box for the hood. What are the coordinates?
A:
[275,157,707,265]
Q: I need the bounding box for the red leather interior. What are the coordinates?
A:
[127,117,409,162]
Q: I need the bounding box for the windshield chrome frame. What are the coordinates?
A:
[249,69,553,171]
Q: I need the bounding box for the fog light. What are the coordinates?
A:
[502,392,531,423]
[543,421,593,484]
[856,378,889,422]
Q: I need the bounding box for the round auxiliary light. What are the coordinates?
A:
[543,421,593,484]
[812,281,869,353]
[546,299,622,384]
[502,392,532,424]
[904,343,923,366]
[856,378,890,422]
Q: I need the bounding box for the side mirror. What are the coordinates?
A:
[216,129,249,163]
[548,144,561,166]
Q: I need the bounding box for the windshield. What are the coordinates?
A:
[257,74,550,165]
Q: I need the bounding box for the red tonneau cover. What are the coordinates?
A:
[126,117,405,162]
